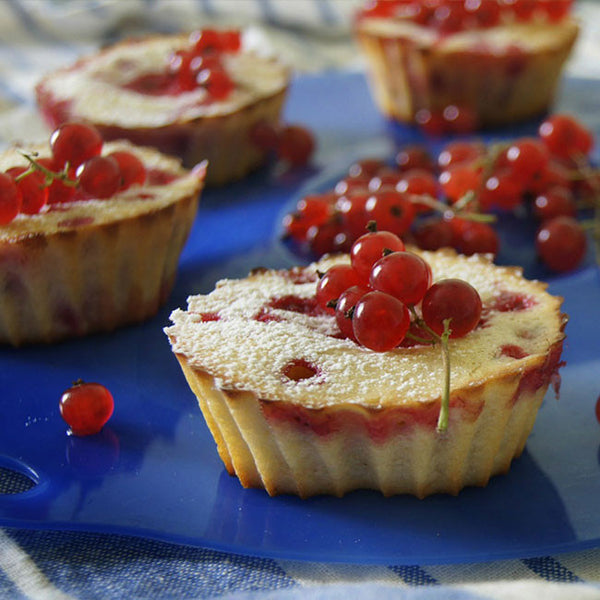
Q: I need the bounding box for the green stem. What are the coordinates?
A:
[17,150,79,187]
[437,319,452,434]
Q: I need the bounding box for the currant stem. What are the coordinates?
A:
[437,319,452,434]
[18,150,79,187]
[409,192,496,224]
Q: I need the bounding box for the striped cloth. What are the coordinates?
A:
[1,1,600,599]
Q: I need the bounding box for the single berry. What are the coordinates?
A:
[277,125,315,167]
[77,156,121,199]
[7,167,48,214]
[350,229,405,281]
[0,172,22,224]
[364,190,416,236]
[536,216,587,272]
[439,164,482,203]
[50,122,103,169]
[370,251,432,305]
[316,264,361,313]
[395,146,434,173]
[413,218,454,251]
[108,151,146,190]
[59,380,114,436]
[335,285,369,341]
[422,279,482,338]
[352,291,410,352]
[533,186,576,221]
[538,114,593,160]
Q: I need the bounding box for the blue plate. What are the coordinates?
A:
[1,71,599,565]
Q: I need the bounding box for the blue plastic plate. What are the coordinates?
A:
[1,72,599,565]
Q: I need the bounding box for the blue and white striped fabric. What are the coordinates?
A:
[1,1,600,598]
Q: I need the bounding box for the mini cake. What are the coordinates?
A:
[35,30,289,185]
[354,0,579,129]
[0,136,204,346]
[165,248,566,498]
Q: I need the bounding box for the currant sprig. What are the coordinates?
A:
[316,226,483,433]
[0,122,148,224]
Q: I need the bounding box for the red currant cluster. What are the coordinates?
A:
[168,29,240,99]
[359,0,573,32]
[0,122,147,225]
[316,227,482,353]
[282,113,597,274]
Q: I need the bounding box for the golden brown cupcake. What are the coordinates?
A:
[0,139,204,346]
[35,30,289,185]
[165,249,566,498]
[354,1,579,130]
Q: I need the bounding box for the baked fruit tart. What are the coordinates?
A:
[165,235,566,498]
[35,29,290,185]
[354,0,579,130]
[0,122,204,346]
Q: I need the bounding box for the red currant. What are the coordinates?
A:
[189,29,221,53]
[77,156,121,199]
[59,380,114,436]
[502,138,549,181]
[395,146,434,173]
[422,279,482,338]
[307,219,349,257]
[0,172,22,224]
[533,186,576,221]
[336,193,371,240]
[348,158,386,179]
[352,291,410,352]
[437,141,484,169]
[108,151,146,190]
[413,217,454,251]
[451,219,499,256]
[316,264,361,313]
[395,169,438,202]
[350,230,405,281]
[364,190,416,236]
[439,164,482,203]
[539,114,593,160]
[536,216,587,272]
[50,122,103,169]
[335,285,369,341]
[478,170,523,211]
[197,67,234,100]
[7,167,48,214]
[370,251,432,305]
[277,125,315,167]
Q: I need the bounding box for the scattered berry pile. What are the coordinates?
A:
[282,113,597,273]
[358,0,574,32]
[167,29,241,99]
[0,122,148,225]
[59,380,114,436]
[316,227,482,353]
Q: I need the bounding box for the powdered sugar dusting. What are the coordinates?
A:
[166,250,565,409]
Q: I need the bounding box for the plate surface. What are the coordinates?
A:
[1,71,599,565]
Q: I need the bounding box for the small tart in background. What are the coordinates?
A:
[35,31,290,186]
[0,141,204,346]
[165,249,567,498]
[354,1,579,129]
